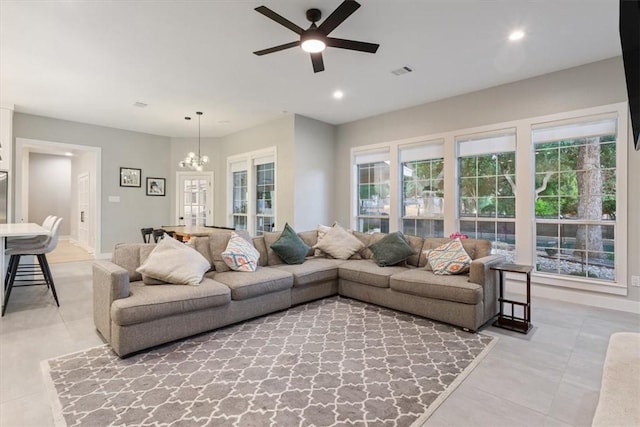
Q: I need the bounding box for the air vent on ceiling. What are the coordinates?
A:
[133,101,148,108]
[391,66,413,76]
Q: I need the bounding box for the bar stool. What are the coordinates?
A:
[2,218,63,316]
[6,215,57,247]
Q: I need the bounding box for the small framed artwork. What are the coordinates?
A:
[146,177,166,196]
[120,167,141,187]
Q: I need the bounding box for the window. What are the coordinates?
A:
[533,115,617,282]
[457,130,516,262]
[355,150,390,233]
[400,143,444,237]
[232,170,247,230]
[227,147,276,236]
[256,162,275,235]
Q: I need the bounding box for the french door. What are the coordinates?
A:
[176,172,213,226]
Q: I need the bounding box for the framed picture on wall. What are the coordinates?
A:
[146,177,165,196]
[120,167,141,187]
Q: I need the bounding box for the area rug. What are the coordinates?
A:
[42,297,496,427]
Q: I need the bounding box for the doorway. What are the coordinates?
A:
[15,138,101,256]
[176,172,213,225]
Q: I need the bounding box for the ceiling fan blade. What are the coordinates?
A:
[327,37,379,53]
[310,52,325,73]
[253,41,300,56]
[255,6,304,35]
[318,0,361,35]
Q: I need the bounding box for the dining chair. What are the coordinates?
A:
[2,217,63,316]
[141,227,153,243]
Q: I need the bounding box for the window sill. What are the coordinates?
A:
[506,271,627,296]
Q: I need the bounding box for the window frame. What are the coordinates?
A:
[349,102,628,295]
[227,147,277,236]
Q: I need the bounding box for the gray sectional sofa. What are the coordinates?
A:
[93,229,504,357]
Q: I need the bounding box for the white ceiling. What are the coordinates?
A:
[0,0,621,138]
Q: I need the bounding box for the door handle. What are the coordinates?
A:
[81,211,85,222]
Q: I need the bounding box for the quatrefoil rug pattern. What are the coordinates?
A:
[43,297,496,427]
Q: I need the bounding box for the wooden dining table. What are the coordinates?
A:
[161,225,228,241]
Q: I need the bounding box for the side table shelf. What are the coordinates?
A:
[491,263,533,334]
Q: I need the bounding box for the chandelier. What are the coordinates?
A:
[179,111,210,171]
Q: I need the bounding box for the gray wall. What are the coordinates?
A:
[293,115,336,230]
[13,114,172,253]
[334,56,640,303]
[173,116,296,230]
[28,153,71,235]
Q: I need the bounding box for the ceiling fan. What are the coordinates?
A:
[253,0,380,73]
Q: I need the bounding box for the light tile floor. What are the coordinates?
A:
[0,261,638,427]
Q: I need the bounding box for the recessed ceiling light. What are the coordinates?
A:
[509,30,525,41]
[333,90,344,100]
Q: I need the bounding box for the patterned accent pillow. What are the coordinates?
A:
[270,223,311,265]
[222,232,260,272]
[368,232,416,267]
[427,239,472,275]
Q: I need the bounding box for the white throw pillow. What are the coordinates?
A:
[314,223,332,256]
[136,234,210,285]
[222,232,260,272]
[312,223,364,260]
[427,239,472,275]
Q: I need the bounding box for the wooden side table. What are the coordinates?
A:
[490,263,533,334]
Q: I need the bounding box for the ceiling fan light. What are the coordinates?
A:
[301,38,326,53]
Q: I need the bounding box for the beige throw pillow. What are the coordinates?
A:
[136,234,210,285]
[312,223,364,260]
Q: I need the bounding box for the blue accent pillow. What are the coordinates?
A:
[368,232,416,267]
[270,223,311,265]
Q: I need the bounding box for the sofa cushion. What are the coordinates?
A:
[313,223,364,260]
[112,243,152,282]
[252,236,269,267]
[368,232,416,267]
[270,223,311,265]
[263,231,284,266]
[222,232,260,272]
[111,278,231,326]
[427,239,472,275]
[273,258,341,287]
[213,267,293,300]
[390,269,481,305]
[297,230,318,257]
[404,235,424,267]
[339,260,409,288]
[136,235,210,286]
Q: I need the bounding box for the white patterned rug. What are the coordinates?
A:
[43,297,496,427]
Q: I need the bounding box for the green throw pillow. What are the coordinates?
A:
[368,232,416,267]
[270,223,311,265]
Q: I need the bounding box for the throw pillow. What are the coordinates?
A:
[312,223,364,260]
[368,232,416,267]
[314,223,332,256]
[270,223,311,265]
[136,234,210,285]
[222,232,260,272]
[427,239,472,275]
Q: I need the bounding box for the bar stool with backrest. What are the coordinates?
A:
[2,217,63,316]
[6,215,57,247]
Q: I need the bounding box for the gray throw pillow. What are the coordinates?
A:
[270,223,311,265]
[368,232,416,267]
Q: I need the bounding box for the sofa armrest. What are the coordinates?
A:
[469,254,505,286]
[93,261,130,342]
[469,254,505,323]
